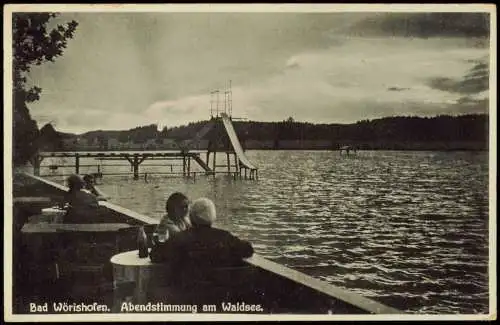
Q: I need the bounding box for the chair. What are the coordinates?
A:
[147,263,258,306]
[54,229,122,302]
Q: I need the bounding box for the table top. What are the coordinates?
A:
[14,196,53,204]
[41,207,66,215]
[21,223,132,233]
[110,249,159,267]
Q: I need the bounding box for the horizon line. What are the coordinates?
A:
[49,112,489,136]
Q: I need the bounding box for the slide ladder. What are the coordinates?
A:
[192,154,212,173]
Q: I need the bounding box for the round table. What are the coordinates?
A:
[110,250,167,309]
[111,249,154,267]
[40,207,66,223]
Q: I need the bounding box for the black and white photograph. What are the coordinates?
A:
[4,4,496,322]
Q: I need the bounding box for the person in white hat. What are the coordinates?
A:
[150,197,253,266]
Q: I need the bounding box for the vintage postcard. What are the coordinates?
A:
[3,3,496,322]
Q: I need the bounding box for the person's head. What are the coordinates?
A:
[67,174,84,191]
[82,174,94,186]
[189,197,217,227]
[166,192,189,221]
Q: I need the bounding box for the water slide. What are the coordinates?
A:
[220,113,257,170]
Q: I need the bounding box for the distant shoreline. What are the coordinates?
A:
[38,114,488,154]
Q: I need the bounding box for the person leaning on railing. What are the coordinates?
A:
[149,197,254,266]
[82,174,108,201]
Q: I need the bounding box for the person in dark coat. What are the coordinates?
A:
[62,174,100,223]
[149,197,254,267]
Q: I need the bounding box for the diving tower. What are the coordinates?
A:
[194,80,258,180]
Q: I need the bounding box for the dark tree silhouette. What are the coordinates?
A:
[12,13,78,165]
[37,123,64,152]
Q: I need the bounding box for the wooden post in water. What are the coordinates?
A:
[75,154,80,175]
[212,151,217,177]
[187,156,191,178]
[234,153,240,178]
[226,152,231,175]
[133,154,139,180]
[182,155,186,177]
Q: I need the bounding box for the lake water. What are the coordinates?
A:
[43,150,490,314]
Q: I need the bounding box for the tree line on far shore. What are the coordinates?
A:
[37,113,488,152]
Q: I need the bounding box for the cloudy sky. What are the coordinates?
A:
[21,8,491,134]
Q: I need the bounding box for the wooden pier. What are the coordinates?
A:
[31,103,259,181]
[32,151,211,180]
[32,149,258,180]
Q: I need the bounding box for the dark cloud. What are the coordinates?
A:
[451,98,489,114]
[348,13,490,38]
[387,86,410,92]
[427,61,489,94]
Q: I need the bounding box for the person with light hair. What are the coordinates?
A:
[189,197,217,226]
[149,197,253,266]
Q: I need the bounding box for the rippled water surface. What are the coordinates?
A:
[45,150,490,314]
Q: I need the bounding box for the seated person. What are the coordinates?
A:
[82,174,108,201]
[150,197,254,268]
[153,192,191,243]
[63,174,100,223]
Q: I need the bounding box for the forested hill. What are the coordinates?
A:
[232,114,487,142]
[49,114,488,151]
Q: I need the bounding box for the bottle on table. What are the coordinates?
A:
[137,226,149,258]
